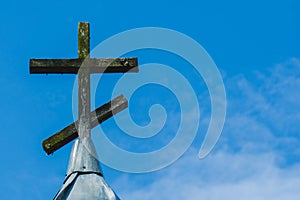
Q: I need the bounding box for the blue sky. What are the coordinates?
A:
[0,0,300,199]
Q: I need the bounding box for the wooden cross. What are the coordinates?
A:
[30,22,138,155]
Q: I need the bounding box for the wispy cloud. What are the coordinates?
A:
[116,150,300,200]
[112,58,300,199]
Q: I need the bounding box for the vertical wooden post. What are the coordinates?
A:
[78,22,91,138]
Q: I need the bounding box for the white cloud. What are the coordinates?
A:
[114,150,300,200]
[111,58,300,199]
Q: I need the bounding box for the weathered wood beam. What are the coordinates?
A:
[78,22,91,139]
[30,58,139,74]
[78,22,90,59]
[42,94,128,155]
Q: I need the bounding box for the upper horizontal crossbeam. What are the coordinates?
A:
[30,58,138,74]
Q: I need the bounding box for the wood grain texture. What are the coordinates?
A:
[30,58,138,74]
[42,95,128,155]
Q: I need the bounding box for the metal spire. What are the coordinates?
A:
[53,138,120,200]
